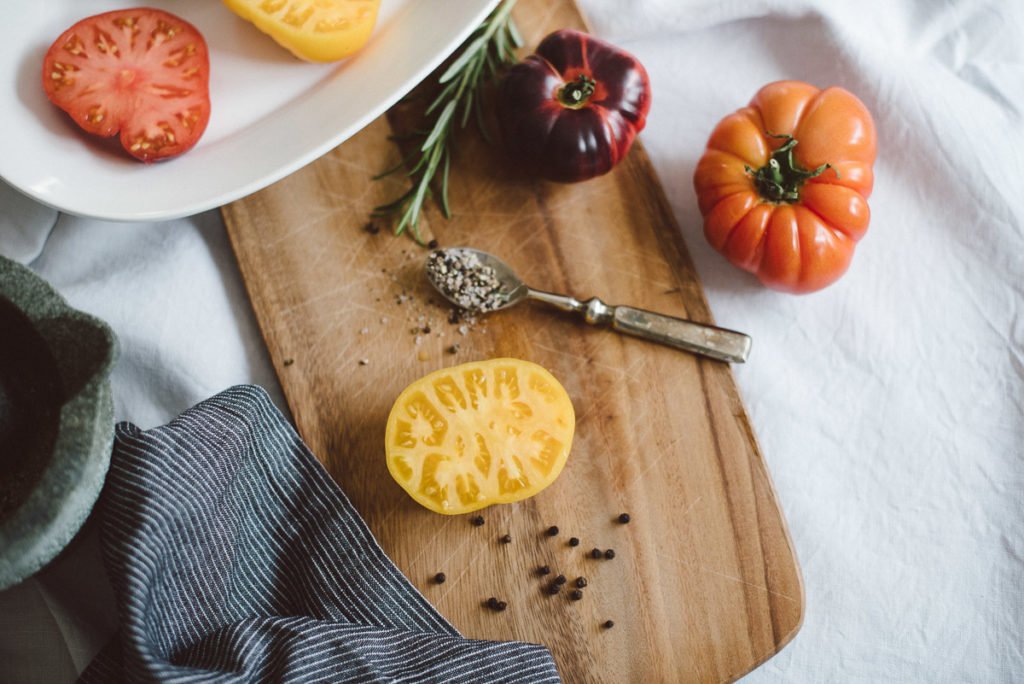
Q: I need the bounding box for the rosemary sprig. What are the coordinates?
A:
[372,0,521,243]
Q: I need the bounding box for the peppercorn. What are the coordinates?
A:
[617,513,631,524]
[499,534,512,544]
[486,597,498,609]
[427,239,439,249]
[590,548,602,559]
[434,572,446,584]
[604,549,616,560]
[545,526,559,537]
[554,574,567,585]
[538,565,551,576]
[546,584,561,595]
[495,600,508,611]
[471,515,485,527]
[575,577,587,588]
[603,620,615,629]
[570,589,583,601]
[568,537,580,547]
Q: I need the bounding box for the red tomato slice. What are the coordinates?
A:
[42,8,211,162]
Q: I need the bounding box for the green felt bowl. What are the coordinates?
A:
[0,255,117,590]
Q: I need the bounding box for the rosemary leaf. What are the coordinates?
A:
[372,0,520,244]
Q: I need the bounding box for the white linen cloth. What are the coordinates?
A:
[2,0,1022,681]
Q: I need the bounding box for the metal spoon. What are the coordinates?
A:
[425,247,751,363]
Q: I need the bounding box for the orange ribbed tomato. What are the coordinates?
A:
[694,80,877,294]
[385,359,575,515]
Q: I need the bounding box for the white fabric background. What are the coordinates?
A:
[2,0,1022,681]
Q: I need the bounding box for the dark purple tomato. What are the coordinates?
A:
[497,29,651,183]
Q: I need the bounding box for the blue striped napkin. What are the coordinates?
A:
[80,385,560,683]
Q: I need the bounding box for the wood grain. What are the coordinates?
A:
[222,1,803,681]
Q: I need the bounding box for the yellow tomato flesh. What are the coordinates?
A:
[385,359,575,515]
[223,0,380,62]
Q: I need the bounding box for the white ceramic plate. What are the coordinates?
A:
[0,0,498,221]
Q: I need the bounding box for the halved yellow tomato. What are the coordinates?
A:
[385,359,575,515]
[223,0,381,62]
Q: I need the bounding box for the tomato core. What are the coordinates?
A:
[748,134,833,203]
[557,74,597,109]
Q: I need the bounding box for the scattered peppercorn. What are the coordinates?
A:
[590,548,603,559]
[495,600,508,611]
[434,572,446,584]
[546,526,559,537]
[282,358,294,367]
[427,239,439,249]
[575,577,588,588]
[603,620,615,629]
[486,597,498,609]
[363,221,380,235]
[617,513,631,524]
[471,515,485,526]
[570,589,583,601]
[500,534,512,544]
[447,343,460,355]
[604,549,616,560]
[538,565,551,576]
[546,584,561,595]
[554,575,567,585]
[568,537,580,547]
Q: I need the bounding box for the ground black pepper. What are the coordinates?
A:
[545,526,559,537]
[434,572,446,584]
[568,537,580,547]
[590,548,602,559]
[575,577,587,588]
[617,513,631,524]
[471,515,485,526]
[604,549,616,560]
[569,589,583,601]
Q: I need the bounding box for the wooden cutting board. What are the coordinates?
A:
[223,1,802,681]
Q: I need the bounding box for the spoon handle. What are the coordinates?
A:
[526,290,751,363]
[610,305,751,363]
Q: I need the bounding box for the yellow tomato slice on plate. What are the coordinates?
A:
[385,359,575,515]
[223,0,381,62]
